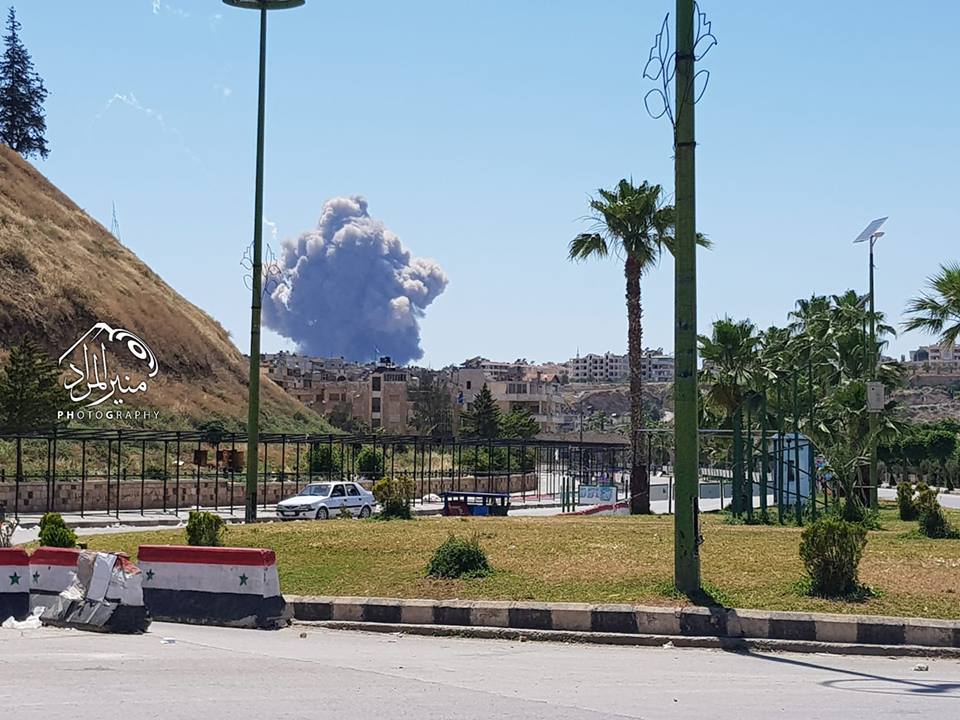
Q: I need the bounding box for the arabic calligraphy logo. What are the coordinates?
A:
[58,322,159,407]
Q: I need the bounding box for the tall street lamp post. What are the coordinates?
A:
[223,0,305,522]
[854,216,888,511]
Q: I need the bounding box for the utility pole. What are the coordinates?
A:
[673,0,701,594]
[223,0,305,523]
[868,238,878,509]
[854,217,887,512]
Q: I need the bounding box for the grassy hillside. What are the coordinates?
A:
[0,147,328,432]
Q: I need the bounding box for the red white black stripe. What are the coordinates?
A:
[0,548,29,622]
[138,545,288,629]
[29,547,81,611]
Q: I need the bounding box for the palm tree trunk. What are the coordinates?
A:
[626,255,650,514]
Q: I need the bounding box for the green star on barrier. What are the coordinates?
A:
[145,569,155,581]
[239,574,249,586]
[9,572,20,586]
[32,571,39,583]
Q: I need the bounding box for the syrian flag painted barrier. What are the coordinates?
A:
[138,545,290,629]
[0,548,29,622]
[29,547,81,613]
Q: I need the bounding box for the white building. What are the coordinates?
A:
[567,350,674,383]
[567,352,628,383]
[455,367,564,432]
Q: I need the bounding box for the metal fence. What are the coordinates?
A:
[0,427,832,523]
[0,429,630,519]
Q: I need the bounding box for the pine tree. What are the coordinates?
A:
[462,384,500,438]
[0,338,69,484]
[498,407,540,439]
[0,7,48,159]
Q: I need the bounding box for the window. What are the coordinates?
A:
[302,484,331,497]
[347,484,361,496]
[330,484,345,497]
[466,380,472,390]
[372,397,381,412]
[372,376,381,391]
[372,418,381,429]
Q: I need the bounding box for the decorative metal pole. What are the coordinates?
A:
[672,0,701,593]
[223,0,305,523]
[644,1,714,593]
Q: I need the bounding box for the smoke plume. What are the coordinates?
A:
[264,196,448,364]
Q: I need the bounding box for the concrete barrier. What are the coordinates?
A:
[29,547,81,612]
[39,551,149,633]
[287,596,960,651]
[138,545,289,629]
[0,548,29,621]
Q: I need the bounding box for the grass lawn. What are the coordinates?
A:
[83,505,960,619]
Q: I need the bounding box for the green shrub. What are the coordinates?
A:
[185,511,226,547]
[798,516,867,597]
[144,464,167,480]
[897,481,918,521]
[372,476,414,520]
[356,447,384,477]
[462,447,536,473]
[426,533,491,579]
[38,512,77,548]
[916,484,959,539]
[307,443,342,474]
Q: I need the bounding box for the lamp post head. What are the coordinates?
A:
[222,0,305,9]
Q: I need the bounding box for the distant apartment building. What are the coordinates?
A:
[909,344,960,362]
[904,344,960,382]
[265,354,414,432]
[461,357,528,382]
[567,349,674,383]
[567,352,628,383]
[642,350,675,383]
[456,367,564,433]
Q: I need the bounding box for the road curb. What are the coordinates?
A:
[285,596,960,652]
[298,620,960,658]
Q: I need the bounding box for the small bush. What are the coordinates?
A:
[186,511,226,547]
[372,476,414,520]
[916,484,959,539]
[356,447,384,477]
[426,533,491,579]
[307,443,342,474]
[897,481,918,521]
[38,512,77,548]
[799,516,867,597]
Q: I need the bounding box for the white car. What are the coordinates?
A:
[276,481,375,520]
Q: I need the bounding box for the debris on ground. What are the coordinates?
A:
[2,607,42,630]
[40,551,150,634]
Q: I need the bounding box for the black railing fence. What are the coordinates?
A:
[0,428,829,523]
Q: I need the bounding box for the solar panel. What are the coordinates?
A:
[853,217,888,243]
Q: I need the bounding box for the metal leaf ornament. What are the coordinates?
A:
[643,2,716,128]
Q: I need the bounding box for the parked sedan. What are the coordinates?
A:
[276,482,375,520]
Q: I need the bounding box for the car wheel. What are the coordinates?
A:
[359,505,372,519]
[315,506,329,520]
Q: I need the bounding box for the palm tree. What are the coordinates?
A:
[569,179,695,514]
[699,317,761,514]
[904,262,960,349]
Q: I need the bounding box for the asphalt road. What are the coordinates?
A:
[1,623,957,719]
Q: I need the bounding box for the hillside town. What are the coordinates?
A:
[261,343,960,435]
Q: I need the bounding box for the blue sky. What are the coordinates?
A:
[16,0,960,366]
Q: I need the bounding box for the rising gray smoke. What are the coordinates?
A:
[263,196,448,364]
